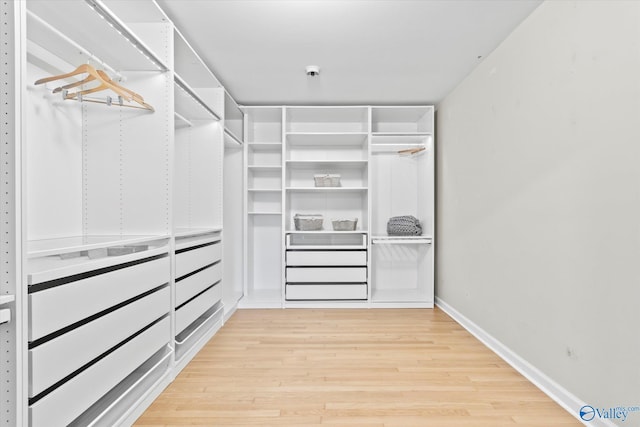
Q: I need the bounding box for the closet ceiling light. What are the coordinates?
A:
[305,65,320,77]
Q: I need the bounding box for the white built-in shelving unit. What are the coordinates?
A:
[283,107,370,306]
[241,107,284,307]
[6,0,246,425]
[370,106,435,306]
[171,25,226,371]
[240,105,434,308]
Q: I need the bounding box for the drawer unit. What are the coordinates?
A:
[29,286,169,398]
[175,240,222,279]
[176,261,222,307]
[286,266,366,283]
[286,283,367,300]
[286,250,366,266]
[175,283,223,335]
[29,316,170,427]
[28,255,169,341]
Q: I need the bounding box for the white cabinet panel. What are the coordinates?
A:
[286,284,367,300]
[175,284,222,335]
[28,255,169,341]
[286,267,366,283]
[29,317,169,427]
[286,250,366,266]
[176,262,222,307]
[175,241,221,278]
[29,286,169,397]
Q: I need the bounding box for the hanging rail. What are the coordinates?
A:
[174,74,221,121]
[85,0,169,71]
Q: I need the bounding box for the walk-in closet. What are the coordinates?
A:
[3,0,632,426]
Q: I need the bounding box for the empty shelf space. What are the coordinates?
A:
[174,76,221,121]
[248,211,282,216]
[286,132,368,146]
[247,142,282,150]
[248,165,282,170]
[248,189,281,192]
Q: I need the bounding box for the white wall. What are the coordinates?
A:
[436,0,640,418]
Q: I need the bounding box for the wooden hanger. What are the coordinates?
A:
[52,71,143,102]
[36,64,154,112]
[398,147,426,155]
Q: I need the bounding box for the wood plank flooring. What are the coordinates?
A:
[135,308,581,426]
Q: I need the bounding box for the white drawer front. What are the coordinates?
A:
[176,262,222,307]
[175,241,222,278]
[286,267,366,283]
[29,316,169,427]
[286,284,367,300]
[175,283,223,335]
[286,250,366,266]
[29,286,169,398]
[29,255,169,341]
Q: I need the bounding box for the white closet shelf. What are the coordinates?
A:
[224,128,243,146]
[285,160,368,169]
[248,212,282,216]
[248,165,282,170]
[0,295,15,305]
[372,132,432,136]
[174,76,221,121]
[248,189,281,192]
[27,235,169,259]
[173,227,223,239]
[27,2,167,72]
[286,132,368,146]
[371,236,433,244]
[285,187,368,192]
[286,230,367,234]
[174,28,221,89]
[248,143,282,152]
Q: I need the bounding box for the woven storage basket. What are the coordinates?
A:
[294,214,323,231]
[314,174,341,187]
[332,218,357,231]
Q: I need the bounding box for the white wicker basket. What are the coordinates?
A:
[294,214,324,231]
[314,174,341,187]
[332,218,358,231]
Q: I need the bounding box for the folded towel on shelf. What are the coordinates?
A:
[387,215,422,236]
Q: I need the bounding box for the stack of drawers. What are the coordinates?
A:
[285,247,367,301]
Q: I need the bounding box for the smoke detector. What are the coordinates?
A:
[306,65,320,77]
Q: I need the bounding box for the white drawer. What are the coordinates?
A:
[29,255,169,341]
[175,241,222,278]
[175,283,223,335]
[287,250,366,266]
[176,262,222,307]
[286,267,366,283]
[29,286,169,398]
[29,316,169,427]
[286,284,367,300]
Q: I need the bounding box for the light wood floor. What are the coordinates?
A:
[135,308,580,426]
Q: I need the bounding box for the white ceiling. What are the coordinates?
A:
[157,0,542,106]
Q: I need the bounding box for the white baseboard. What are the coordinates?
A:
[435,297,617,427]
